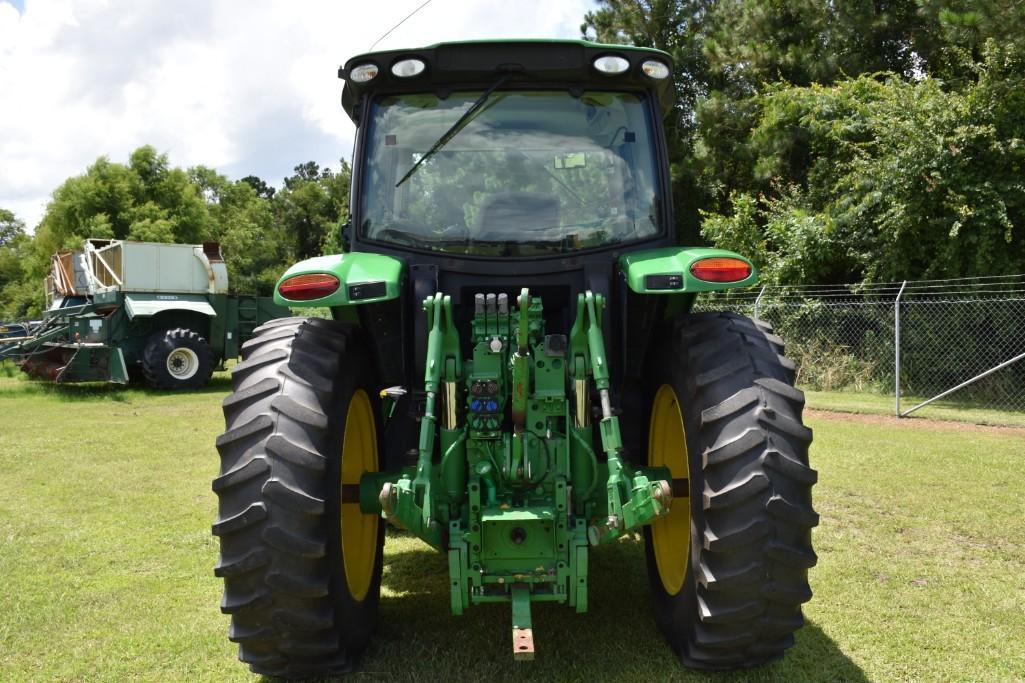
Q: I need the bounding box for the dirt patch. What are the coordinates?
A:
[806,408,1025,435]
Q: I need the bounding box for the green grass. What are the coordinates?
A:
[1,372,1024,681]
[806,389,1025,427]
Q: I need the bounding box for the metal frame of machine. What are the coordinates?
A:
[212,39,817,677]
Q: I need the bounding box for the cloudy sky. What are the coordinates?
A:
[0,0,595,229]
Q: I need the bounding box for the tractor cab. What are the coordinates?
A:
[356,94,667,259]
[345,42,674,259]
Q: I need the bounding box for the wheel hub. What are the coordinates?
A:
[340,388,379,602]
[649,383,691,596]
[166,347,199,380]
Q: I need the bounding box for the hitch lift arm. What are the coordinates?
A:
[570,291,673,544]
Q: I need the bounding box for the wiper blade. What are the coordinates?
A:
[395,73,513,188]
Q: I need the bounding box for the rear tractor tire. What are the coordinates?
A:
[141,327,214,390]
[211,317,384,678]
[644,312,818,669]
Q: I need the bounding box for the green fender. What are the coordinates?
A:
[273,252,405,307]
[618,247,758,294]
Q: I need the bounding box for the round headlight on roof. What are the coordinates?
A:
[391,58,426,78]
[349,63,379,83]
[593,55,630,74]
[641,59,670,79]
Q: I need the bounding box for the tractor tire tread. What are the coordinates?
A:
[703,471,769,510]
[211,502,267,536]
[262,524,326,559]
[266,435,327,473]
[697,559,764,592]
[215,548,271,578]
[231,349,288,383]
[766,540,819,569]
[702,428,766,468]
[647,312,816,670]
[221,377,281,412]
[262,478,326,515]
[212,317,381,678]
[241,325,304,355]
[266,571,330,598]
[212,456,270,493]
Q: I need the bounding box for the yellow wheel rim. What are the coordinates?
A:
[649,384,691,596]
[340,388,378,602]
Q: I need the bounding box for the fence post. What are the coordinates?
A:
[894,280,907,417]
[754,285,767,321]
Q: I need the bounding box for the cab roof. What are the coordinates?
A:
[338,39,675,123]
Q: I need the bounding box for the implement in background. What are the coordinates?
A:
[0,238,289,389]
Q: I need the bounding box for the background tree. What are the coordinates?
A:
[274,161,351,259]
[583,0,1025,284]
[34,145,212,257]
[0,208,25,247]
[0,209,39,319]
[240,175,276,200]
[191,166,290,295]
[6,149,354,307]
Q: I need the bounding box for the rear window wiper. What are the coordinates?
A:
[395,73,513,188]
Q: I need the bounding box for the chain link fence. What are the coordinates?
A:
[696,275,1025,416]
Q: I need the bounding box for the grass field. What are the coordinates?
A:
[1,369,1024,681]
[805,389,1025,428]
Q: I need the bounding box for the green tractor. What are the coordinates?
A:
[212,40,817,677]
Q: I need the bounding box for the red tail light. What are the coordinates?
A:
[278,273,340,301]
[690,257,752,283]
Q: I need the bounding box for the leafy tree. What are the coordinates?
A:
[241,175,276,199]
[580,0,1025,284]
[0,210,27,292]
[703,0,923,93]
[915,0,1025,84]
[284,161,331,188]
[702,54,1025,282]
[582,0,930,242]
[27,147,315,299]
[0,209,42,319]
[693,0,929,218]
[192,165,290,295]
[1,152,355,310]
[35,145,212,257]
[0,208,25,247]
[274,161,351,259]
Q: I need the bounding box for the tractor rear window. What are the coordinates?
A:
[359,90,664,256]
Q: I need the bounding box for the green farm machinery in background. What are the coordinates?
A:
[0,239,288,389]
[212,40,818,677]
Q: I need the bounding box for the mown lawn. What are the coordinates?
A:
[1,369,1023,682]
[805,389,1025,428]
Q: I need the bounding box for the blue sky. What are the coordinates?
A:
[0,0,595,230]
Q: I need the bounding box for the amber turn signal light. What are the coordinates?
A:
[690,257,752,283]
[278,273,340,301]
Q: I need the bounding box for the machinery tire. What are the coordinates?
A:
[643,311,817,669]
[212,317,384,678]
[141,327,214,390]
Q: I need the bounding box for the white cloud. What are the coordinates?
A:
[0,0,595,231]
